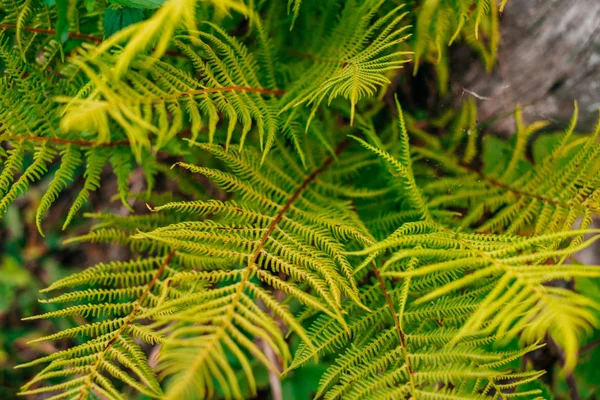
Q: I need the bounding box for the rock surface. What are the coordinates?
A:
[451,0,600,132]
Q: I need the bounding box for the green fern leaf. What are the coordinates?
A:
[36,145,81,235]
[63,147,109,229]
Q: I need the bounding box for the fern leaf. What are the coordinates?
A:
[354,102,600,372]
[139,141,378,397]
[419,103,600,238]
[0,141,25,197]
[0,143,55,215]
[20,252,177,399]
[22,135,383,398]
[63,147,108,229]
[281,1,412,126]
[110,148,135,211]
[36,145,81,235]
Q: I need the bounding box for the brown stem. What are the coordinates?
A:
[0,23,187,59]
[371,262,417,398]
[0,23,103,43]
[1,135,130,148]
[248,142,350,381]
[458,161,600,215]
[157,86,285,100]
[547,336,580,400]
[77,249,176,400]
[579,337,600,354]
[249,140,349,260]
[196,139,351,385]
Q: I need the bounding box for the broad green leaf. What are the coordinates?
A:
[482,135,512,174]
[85,0,96,11]
[55,0,69,42]
[0,257,31,312]
[104,6,146,38]
[110,0,165,9]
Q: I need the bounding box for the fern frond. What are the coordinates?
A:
[281,1,412,126]
[413,0,505,75]
[293,259,545,400]
[22,136,382,398]
[0,143,54,214]
[8,2,600,399]
[20,252,178,400]
[0,0,69,64]
[59,26,283,158]
[138,142,379,397]
[36,145,81,235]
[62,147,109,229]
[354,103,600,372]
[419,103,600,239]
[0,43,163,231]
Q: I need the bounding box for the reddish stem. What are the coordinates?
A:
[0,23,103,43]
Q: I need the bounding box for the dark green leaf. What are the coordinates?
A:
[482,135,512,175]
[84,0,96,12]
[104,6,146,38]
[532,133,586,166]
[55,0,69,43]
[110,0,165,9]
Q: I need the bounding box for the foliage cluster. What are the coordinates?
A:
[1,1,600,399]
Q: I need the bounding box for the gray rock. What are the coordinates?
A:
[452,0,600,133]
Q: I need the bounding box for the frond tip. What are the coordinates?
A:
[280,1,412,127]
